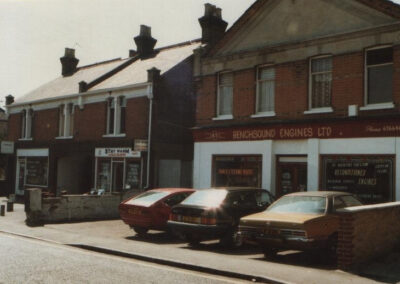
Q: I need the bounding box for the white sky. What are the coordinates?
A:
[1,0,399,105]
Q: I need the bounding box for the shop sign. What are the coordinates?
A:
[134,139,148,151]
[321,156,394,204]
[1,141,14,154]
[193,117,400,142]
[95,148,141,158]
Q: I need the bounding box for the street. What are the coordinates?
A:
[0,233,248,284]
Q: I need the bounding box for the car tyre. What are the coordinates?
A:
[220,230,243,248]
[262,247,278,259]
[186,234,201,247]
[133,227,149,237]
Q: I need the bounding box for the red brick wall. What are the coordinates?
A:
[6,113,20,141]
[125,97,149,139]
[33,108,58,141]
[196,47,400,126]
[337,203,400,269]
[74,102,107,141]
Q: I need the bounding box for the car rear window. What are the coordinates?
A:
[267,196,327,214]
[341,195,363,207]
[126,191,170,207]
[180,189,228,207]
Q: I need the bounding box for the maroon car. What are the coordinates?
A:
[119,188,194,236]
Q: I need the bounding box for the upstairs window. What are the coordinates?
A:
[365,46,393,105]
[256,67,275,113]
[58,103,74,137]
[106,96,126,136]
[21,109,33,139]
[310,56,332,109]
[217,72,233,117]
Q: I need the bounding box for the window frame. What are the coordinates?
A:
[214,71,233,120]
[307,55,333,113]
[362,45,394,109]
[56,103,75,139]
[253,65,276,117]
[19,108,33,140]
[104,96,127,137]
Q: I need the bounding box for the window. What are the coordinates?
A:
[310,56,332,109]
[20,109,33,139]
[58,103,74,138]
[217,72,233,117]
[256,67,275,113]
[106,96,126,136]
[365,46,393,105]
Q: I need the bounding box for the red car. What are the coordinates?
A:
[119,188,195,236]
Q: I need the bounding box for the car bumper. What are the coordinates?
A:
[167,221,231,238]
[238,231,328,250]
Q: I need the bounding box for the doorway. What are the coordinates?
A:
[111,161,124,192]
[276,156,307,198]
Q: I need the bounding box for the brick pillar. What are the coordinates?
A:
[337,213,355,269]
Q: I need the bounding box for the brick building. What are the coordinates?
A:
[5,26,200,197]
[0,107,8,192]
[193,0,400,204]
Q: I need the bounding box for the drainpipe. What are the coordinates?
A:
[145,83,153,189]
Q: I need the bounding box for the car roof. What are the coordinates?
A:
[150,188,195,193]
[285,191,353,197]
[203,187,267,192]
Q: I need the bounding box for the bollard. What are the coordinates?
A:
[0,205,5,216]
[6,202,13,212]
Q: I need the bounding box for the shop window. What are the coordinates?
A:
[212,155,262,188]
[310,56,332,109]
[97,159,111,191]
[106,96,126,136]
[58,103,74,138]
[24,157,48,187]
[0,156,7,181]
[256,67,275,113]
[365,46,393,105]
[217,72,233,117]
[321,156,394,204]
[20,109,33,139]
[125,161,140,190]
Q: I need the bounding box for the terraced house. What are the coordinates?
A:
[4,26,200,197]
[193,0,400,204]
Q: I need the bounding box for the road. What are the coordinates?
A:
[0,233,248,284]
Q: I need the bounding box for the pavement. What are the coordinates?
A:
[0,198,398,284]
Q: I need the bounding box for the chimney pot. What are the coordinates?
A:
[5,94,14,106]
[199,4,228,45]
[134,25,157,58]
[147,67,161,83]
[79,81,88,93]
[60,47,79,76]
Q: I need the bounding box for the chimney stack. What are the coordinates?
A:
[60,48,79,76]
[134,25,157,59]
[5,94,14,106]
[199,4,228,45]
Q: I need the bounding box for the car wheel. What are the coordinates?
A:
[262,247,278,259]
[220,230,243,248]
[186,234,201,246]
[133,227,149,237]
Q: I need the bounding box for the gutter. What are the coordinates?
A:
[146,84,154,189]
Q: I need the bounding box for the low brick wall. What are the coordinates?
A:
[25,188,141,225]
[337,202,400,269]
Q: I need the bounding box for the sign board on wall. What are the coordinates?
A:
[1,141,14,154]
[134,139,148,151]
[95,148,141,158]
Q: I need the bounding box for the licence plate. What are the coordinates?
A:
[182,216,201,224]
[128,208,141,215]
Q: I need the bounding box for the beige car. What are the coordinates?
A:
[238,191,362,257]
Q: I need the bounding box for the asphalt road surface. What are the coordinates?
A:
[0,233,248,284]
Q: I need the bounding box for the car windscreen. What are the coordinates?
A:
[126,191,170,207]
[180,189,228,207]
[267,195,327,214]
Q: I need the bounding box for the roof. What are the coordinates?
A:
[13,40,201,105]
[91,41,201,91]
[208,0,400,57]
[151,188,195,193]
[15,58,129,104]
[286,191,354,197]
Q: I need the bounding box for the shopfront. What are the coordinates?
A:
[15,149,49,196]
[95,147,143,193]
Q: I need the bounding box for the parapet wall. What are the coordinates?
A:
[25,188,140,225]
[337,202,400,269]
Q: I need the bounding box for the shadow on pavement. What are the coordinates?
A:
[125,231,187,245]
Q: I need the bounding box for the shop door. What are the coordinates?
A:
[112,162,124,192]
[15,158,26,196]
[277,162,307,198]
